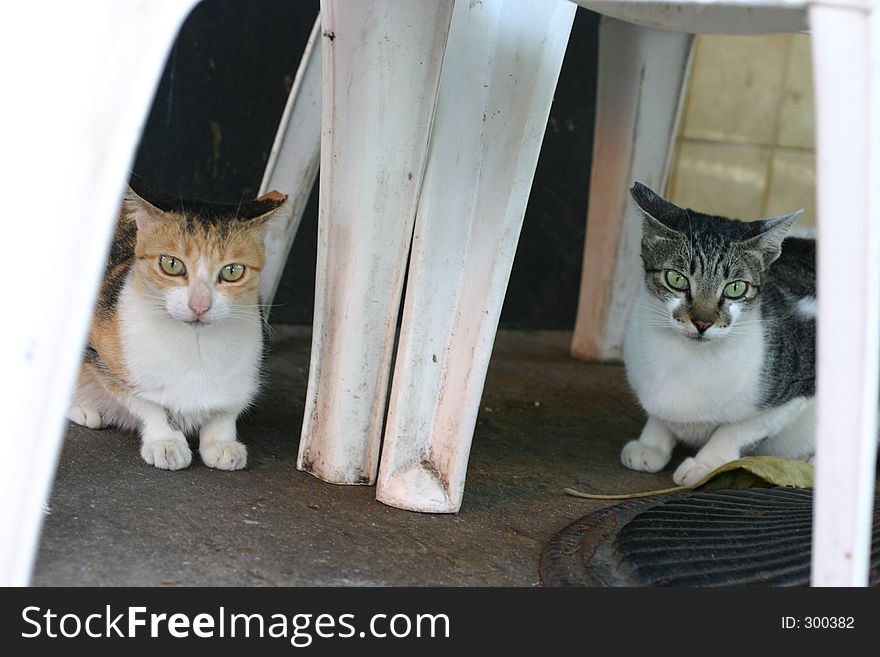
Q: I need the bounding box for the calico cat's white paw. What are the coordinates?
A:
[200,441,247,471]
[141,438,192,470]
[621,440,671,473]
[68,405,106,429]
[673,457,713,486]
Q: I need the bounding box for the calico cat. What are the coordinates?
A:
[68,176,286,471]
[622,182,815,486]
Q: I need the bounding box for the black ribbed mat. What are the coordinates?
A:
[540,488,880,586]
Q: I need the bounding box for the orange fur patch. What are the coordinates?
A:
[133,212,266,300]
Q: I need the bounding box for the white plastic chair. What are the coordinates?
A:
[285,0,877,586]
[2,0,875,589]
[0,0,201,586]
[289,0,578,513]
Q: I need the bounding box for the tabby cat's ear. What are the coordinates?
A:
[123,185,166,233]
[630,181,681,246]
[739,210,803,267]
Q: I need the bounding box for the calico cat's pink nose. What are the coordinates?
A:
[188,294,211,318]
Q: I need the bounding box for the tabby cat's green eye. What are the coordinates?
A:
[159,255,186,276]
[664,270,689,291]
[723,280,749,299]
[220,263,246,282]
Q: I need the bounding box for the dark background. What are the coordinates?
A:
[133,0,598,328]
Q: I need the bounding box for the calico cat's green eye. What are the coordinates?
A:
[159,255,185,276]
[664,270,689,291]
[723,280,749,299]
[220,263,245,282]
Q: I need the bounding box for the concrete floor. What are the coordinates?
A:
[34,327,678,586]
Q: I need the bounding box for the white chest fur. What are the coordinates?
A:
[118,281,263,418]
[623,285,765,426]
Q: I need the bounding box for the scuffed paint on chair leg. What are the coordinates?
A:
[571,18,693,362]
[375,0,576,513]
[259,16,322,310]
[809,0,878,587]
[297,0,454,485]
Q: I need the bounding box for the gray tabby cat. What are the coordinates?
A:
[622,182,815,486]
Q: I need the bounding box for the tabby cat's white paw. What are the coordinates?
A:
[141,439,192,470]
[200,442,247,471]
[621,440,671,473]
[673,457,712,486]
[68,405,106,429]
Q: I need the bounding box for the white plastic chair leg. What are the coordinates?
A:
[375,0,576,513]
[0,0,198,586]
[259,15,322,308]
[809,0,879,587]
[297,0,454,484]
[570,17,693,362]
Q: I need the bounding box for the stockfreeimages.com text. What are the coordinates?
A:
[21,605,450,646]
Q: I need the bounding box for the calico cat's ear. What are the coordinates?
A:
[630,181,682,245]
[738,210,803,267]
[246,190,288,228]
[123,184,167,233]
